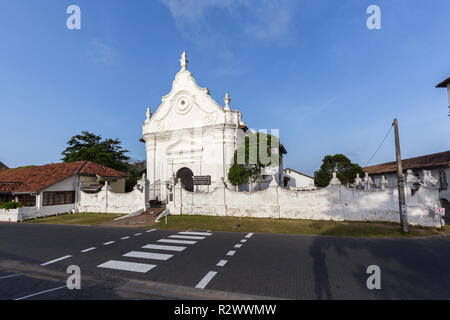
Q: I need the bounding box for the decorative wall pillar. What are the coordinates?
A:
[363,173,375,191]
[269,175,280,219]
[173,178,183,215]
[215,177,227,216]
[353,173,363,189]
[104,181,110,214]
[380,175,389,189]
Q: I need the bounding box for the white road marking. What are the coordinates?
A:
[41,255,72,266]
[104,241,115,245]
[179,231,212,236]
[143,244,186,252]
[227,250,236,256]
[134,233,143,236]
[158,239,197,245]
[97,260,156,273]
[245,233,254,238]
[234,244,243,248]
[124,251,173,261]
[146,229,156,233]
[169,235,205,240]
[195,271,217,289]
[14,285,67,300]
[81,247,96,253]
[240,239,247,243]
[121,236,130,240]
[0,273,23,280]
[217,260,228,267]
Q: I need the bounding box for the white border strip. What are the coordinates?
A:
[195,271,217,289]
[179,231,212,236]
[123,251,173,261]
[0,273,23,280]
[217,260,228,267]
[158,239,197,245]
[41,255,72,266]
[169,235,205,240]
[97,260,156,273]
[14,285,67,300]
[245,233,254,238]
[143,244,186,252]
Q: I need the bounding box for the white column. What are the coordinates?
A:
[146,138,156,185]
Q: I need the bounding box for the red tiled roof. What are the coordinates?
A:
[364,150,450,175]
[0,162,7,171]
[0,161,127,194]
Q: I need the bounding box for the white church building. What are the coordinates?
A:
[142,52,282,203]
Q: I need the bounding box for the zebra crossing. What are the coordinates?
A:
[97,231,212,273]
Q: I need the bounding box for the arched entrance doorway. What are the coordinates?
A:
[176,167,194,192]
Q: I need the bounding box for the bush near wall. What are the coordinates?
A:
[1,201,22,210]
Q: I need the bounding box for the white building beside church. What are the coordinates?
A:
[142,52,259,203]
[283,168,315,190]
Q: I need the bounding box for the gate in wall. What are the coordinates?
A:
[149,180,161,201]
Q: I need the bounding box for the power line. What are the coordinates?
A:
[364,123,394,167]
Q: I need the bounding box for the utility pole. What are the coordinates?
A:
[393,119,408,233]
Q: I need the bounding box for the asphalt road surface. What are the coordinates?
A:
[0,223,449,300]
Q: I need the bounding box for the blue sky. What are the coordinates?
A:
[1,0,449,175]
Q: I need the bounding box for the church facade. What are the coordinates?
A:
[142,52,249,203]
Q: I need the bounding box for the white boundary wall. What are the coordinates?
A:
[0,208,21,222]
[77,184,146,214]
[168,177,444,227]
[0,207,38,222]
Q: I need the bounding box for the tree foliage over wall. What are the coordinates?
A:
[227,132,282,188]
[314,154,365,187]
[61,131,130,172]
[61,131,145,192]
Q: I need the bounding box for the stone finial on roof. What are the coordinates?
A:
[146,106,152,121]
[224,92,231,111]
[180,51,189,71]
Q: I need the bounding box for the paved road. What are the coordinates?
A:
[0,223,449,300]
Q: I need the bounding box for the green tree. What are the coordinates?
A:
[125,160,147,192]
[228,132,282,189]
[227,163,252,187]
[61,131,130,172]
[61,131,141,192]
[314,154,365,187]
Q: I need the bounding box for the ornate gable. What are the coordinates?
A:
[143,52,229,134]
